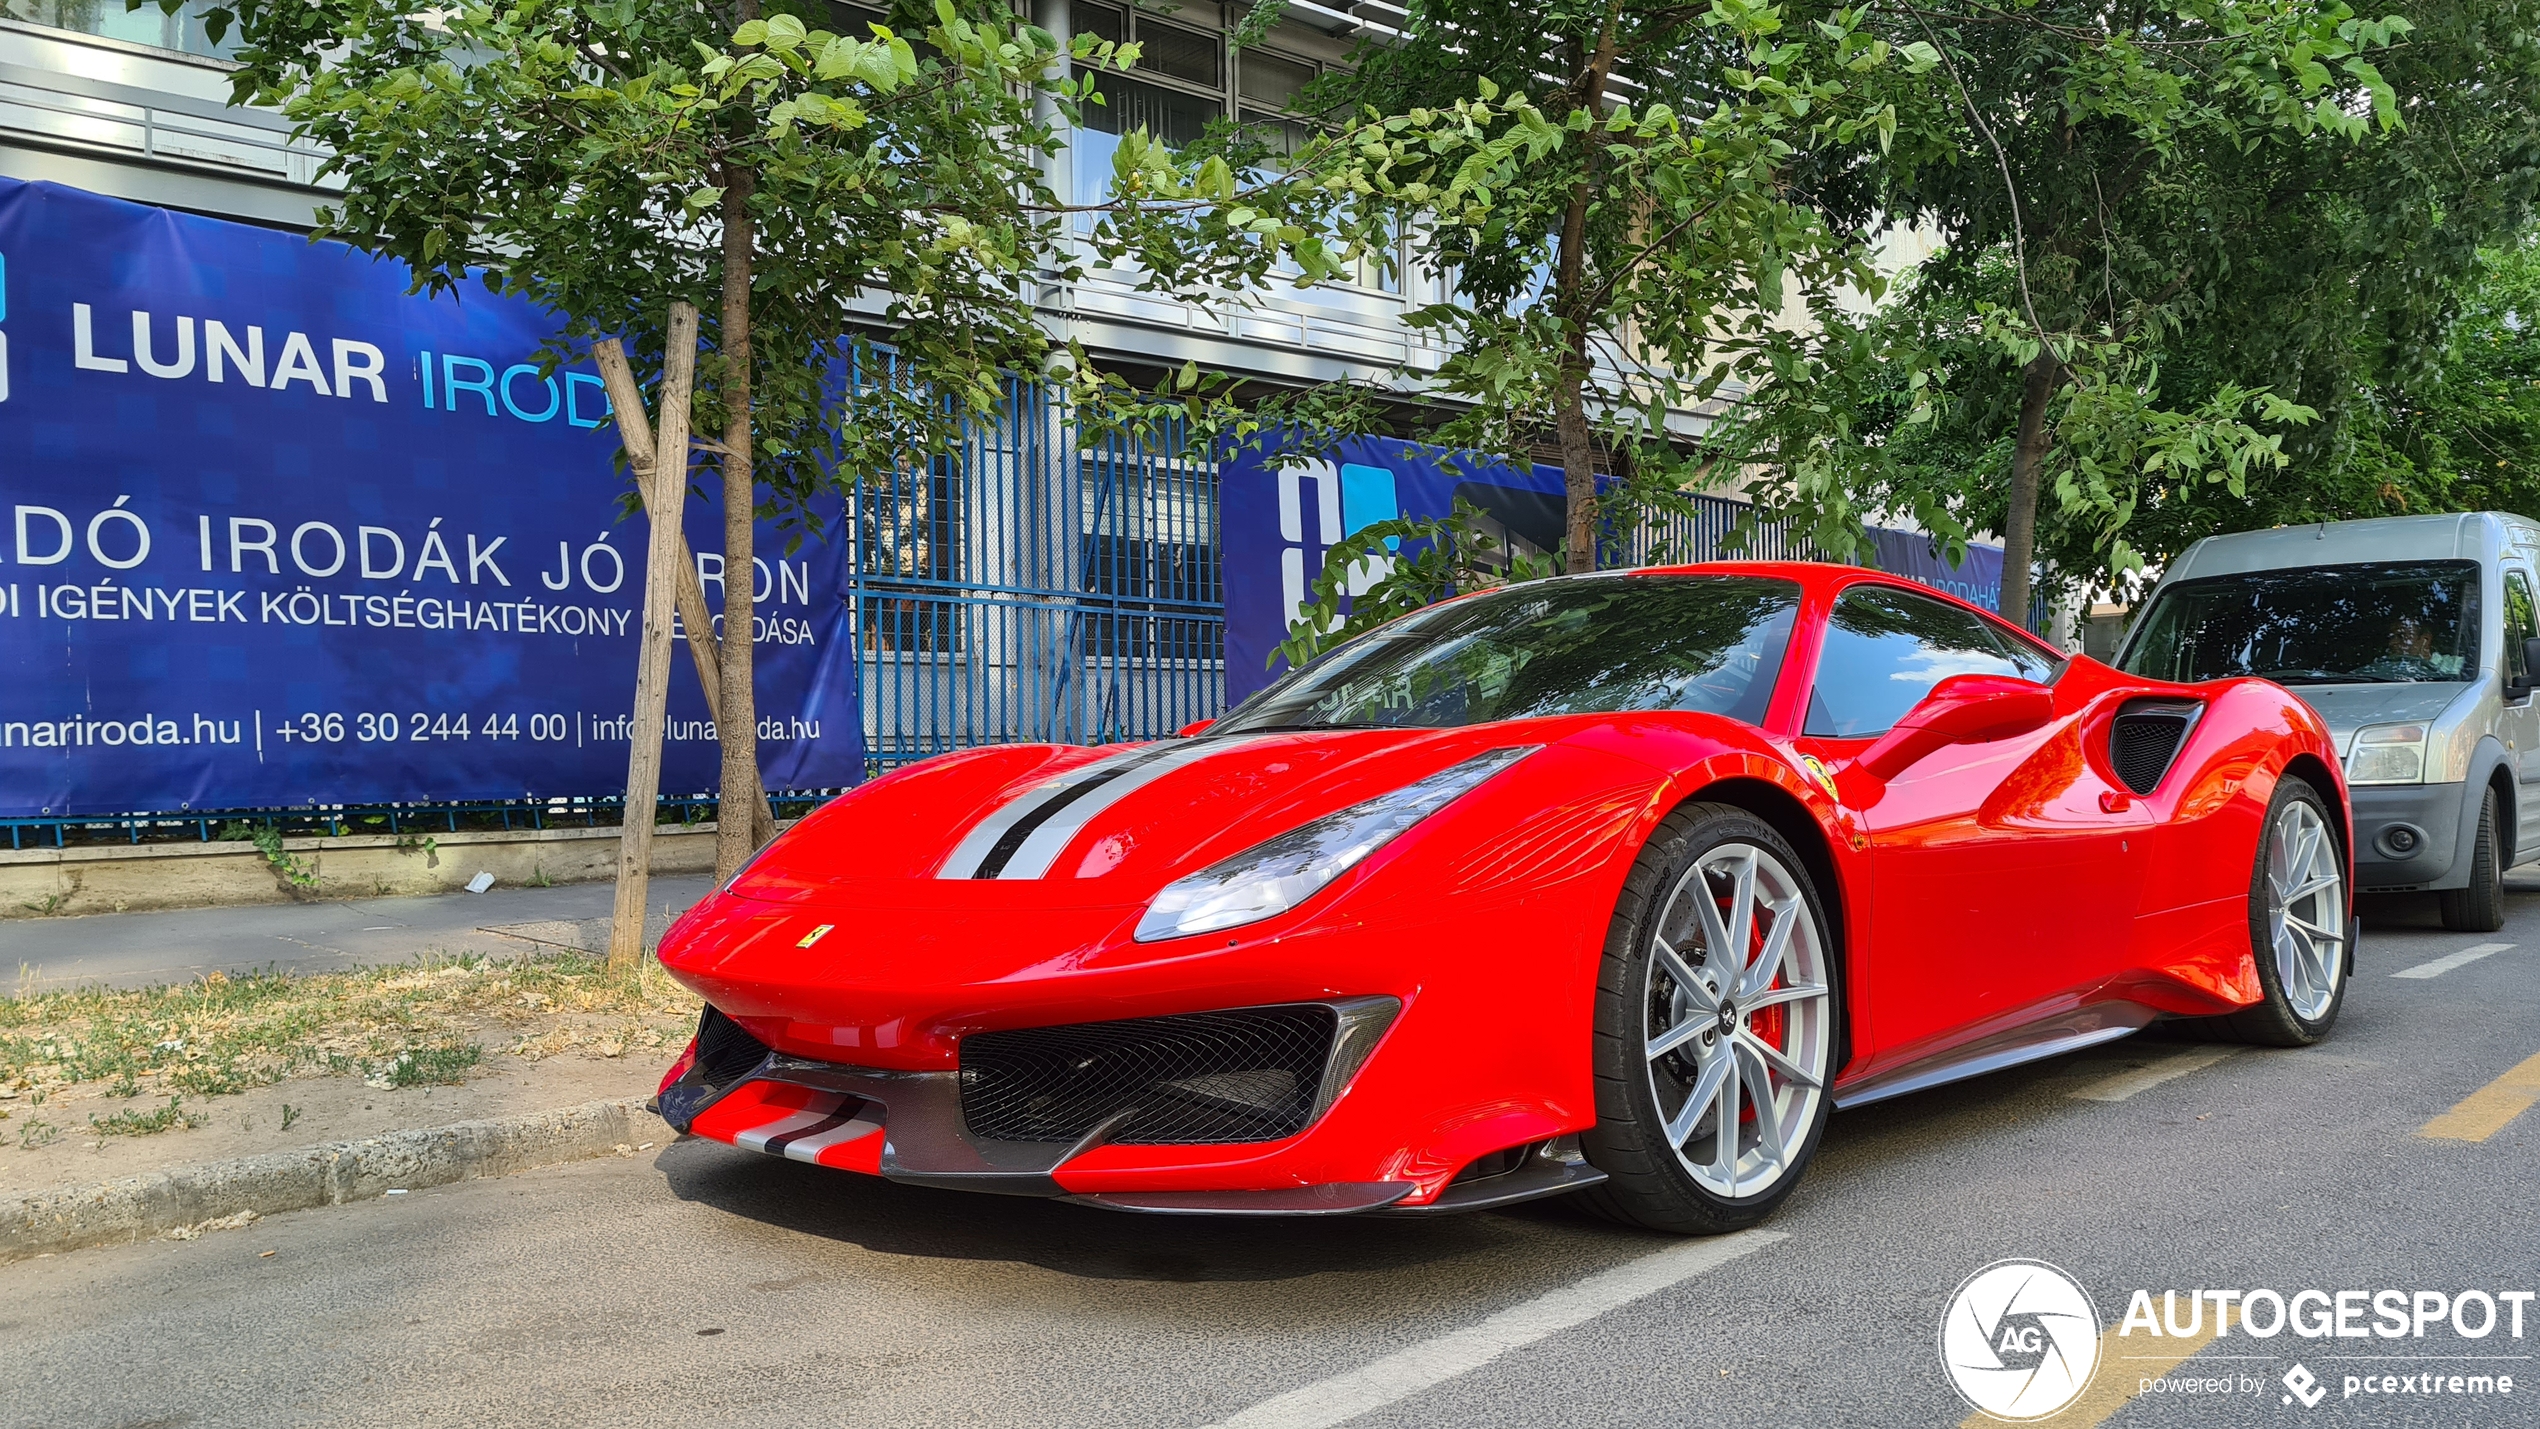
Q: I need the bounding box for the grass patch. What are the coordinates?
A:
[90,1096,205,1137]
[365,1039,483,1089]
[2,950,699,1114]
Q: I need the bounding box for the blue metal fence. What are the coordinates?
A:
[9,385,2015,846]
[850,381,1226,770]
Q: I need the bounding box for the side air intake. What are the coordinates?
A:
[2109,698,2202,796]
[693,1005,775,1089]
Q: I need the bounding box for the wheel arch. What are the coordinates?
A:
[2280,751,2353,871]
[1677,775,1856,1077]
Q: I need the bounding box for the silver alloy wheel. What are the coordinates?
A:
[1643,841,1832,1199]
[2268,798,2347,1021]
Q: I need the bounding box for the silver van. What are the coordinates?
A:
[2115,512,2540,931]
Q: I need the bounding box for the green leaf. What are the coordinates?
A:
[763,12,806,49]
[731,17,767,46]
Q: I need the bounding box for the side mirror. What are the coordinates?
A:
[1178,718,1218,737]
[1856,674,2057,782]
[2517,638,2540,699]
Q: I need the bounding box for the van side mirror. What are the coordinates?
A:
[1856,674,2058,782]
[2519,638,2540,698]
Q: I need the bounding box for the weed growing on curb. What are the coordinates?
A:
[365,1040,482,1089]
[280,1104,300,1132]
[17,1116,58,1149]
[89,1097,204,1137]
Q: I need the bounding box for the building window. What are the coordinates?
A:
[1138,19,1221,89]
[9,0,239,58]
[1081,72,1221,147]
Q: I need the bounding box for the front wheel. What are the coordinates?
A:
[2213,776,2350,1047]
[2438,786,2506,933]
[1580,804,1839,1234]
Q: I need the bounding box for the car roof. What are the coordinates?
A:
[2164,512,2540,582]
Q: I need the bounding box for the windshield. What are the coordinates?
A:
[2119,560,2481,685]
[1214,576,1801,733]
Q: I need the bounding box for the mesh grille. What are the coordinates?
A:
[2110,701,2196,796]
[694,1005,773,1089]
[959,1005,1338,1146]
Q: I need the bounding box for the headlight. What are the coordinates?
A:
[1133,745,1539,942]
[2348,723,2428,785]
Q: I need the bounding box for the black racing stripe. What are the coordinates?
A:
[761,1107,857,1155]
[972,765,1134,878]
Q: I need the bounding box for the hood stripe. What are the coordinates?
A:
[935,737,1256,881]
[991,736,1249,880]
[971,763,1138,877]
[937,747,1159,879]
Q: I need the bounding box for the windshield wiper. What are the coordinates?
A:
[1209,720,1419,734]
[2257,668,2406,685]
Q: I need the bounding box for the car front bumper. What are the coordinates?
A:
[2349,780,2469,890]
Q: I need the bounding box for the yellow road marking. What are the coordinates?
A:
[2421,1049,2540,1142]
[1960,1308,2236,1429]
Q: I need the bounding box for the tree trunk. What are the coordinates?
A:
[714,168,764,886]
[2000,352,2060,630]
[1550,1,1623,575]
[606,301,700,975]
[592,337,778,849]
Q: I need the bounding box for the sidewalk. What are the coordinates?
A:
[0,876,718,992]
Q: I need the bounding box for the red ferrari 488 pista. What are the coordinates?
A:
[652,562,2351,1233]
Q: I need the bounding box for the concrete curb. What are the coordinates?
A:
[0,1096,663,1263]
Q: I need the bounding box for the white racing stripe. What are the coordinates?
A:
[731,1103,846,1153]
[774,1110,883,1163]
[994,737,1245,880]
[2392,942,2514,979]
[935,750,1153,880]
[2069,1046,2244,1102]
[1203,1229,1786,1429]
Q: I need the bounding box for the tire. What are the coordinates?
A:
[2212,776,2351,1047]
[2438,786,2506,934]
[1579,803,1841,1234]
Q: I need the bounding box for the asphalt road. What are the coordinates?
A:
[4,880,2536,1428]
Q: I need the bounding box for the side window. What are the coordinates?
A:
[1806,585,2030,737]
[2505,570,2537,686]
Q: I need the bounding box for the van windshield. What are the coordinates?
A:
[2119,560,2481,685]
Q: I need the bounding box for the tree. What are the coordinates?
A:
[1774,0,2523,615]
[1096,0,1931,576]
[195,0,1144,887]
[2347,235,2540,518]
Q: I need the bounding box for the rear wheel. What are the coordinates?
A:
[2213,777,2350,1047]
[2438,786,2506,933]
[1580,804,1838,1234]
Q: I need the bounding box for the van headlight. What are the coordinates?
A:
[1133,746,1539,942]
[2348,723,2428,785]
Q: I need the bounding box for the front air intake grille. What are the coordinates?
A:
[959,1005,1339,1146]
[694,1005,773,1089]
[2110,699,2201,796]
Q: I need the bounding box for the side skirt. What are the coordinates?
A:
[1830,1004,2154,1110]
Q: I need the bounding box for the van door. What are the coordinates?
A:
[2502,566,2540,851]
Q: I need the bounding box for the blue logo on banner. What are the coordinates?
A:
[0,179,862,817]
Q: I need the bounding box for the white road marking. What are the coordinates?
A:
[2392,942,2514,980]
[1203,1229,1786,1429]
[2069,1046,2245,1103]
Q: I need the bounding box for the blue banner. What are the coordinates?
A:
[0,179,862,818]
[1220,436,2007,706]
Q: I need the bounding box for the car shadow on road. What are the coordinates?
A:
[653,1136,1657,1285]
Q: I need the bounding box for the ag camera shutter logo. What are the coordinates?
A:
[1940,1259,2104,1421]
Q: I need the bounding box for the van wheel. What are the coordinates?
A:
[2438,787,2506,933]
